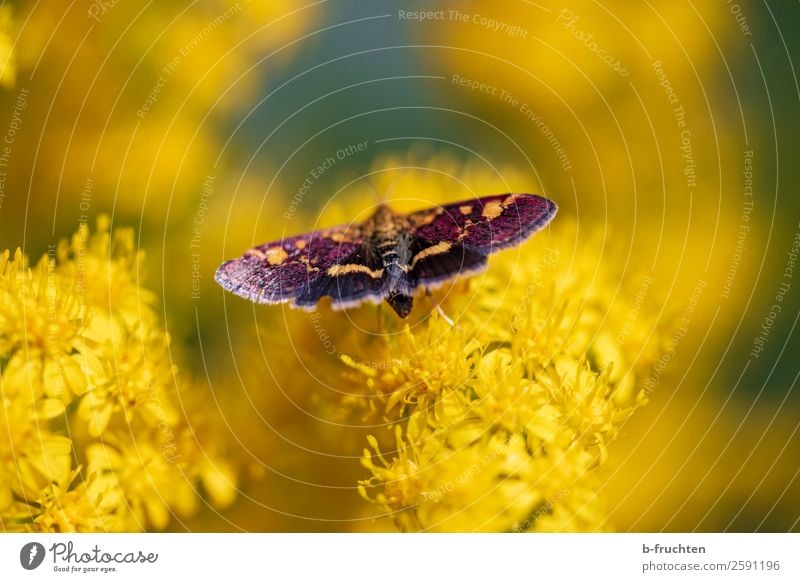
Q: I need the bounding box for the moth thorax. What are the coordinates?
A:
[386,233,413,263]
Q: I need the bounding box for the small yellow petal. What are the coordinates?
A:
[36,398,66,419]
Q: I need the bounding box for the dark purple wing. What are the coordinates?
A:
[407,194,557,252]
[405,194,557,287]
[215,223,384,308]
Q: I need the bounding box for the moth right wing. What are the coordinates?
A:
[403,194,557,288]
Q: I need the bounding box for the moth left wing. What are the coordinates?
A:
[407,193,557,253]
[405,193,557,287]
[215,223,384,308]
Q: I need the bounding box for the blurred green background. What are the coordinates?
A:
[0,0,798,531]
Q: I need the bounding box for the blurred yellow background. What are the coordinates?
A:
[0,1,797,532]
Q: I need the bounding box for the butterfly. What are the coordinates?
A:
[214,193,557,318]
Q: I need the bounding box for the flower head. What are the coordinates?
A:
[0,217,238,532]
[309,154,670,531]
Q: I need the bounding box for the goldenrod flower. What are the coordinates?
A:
[0,249,86,403]
[353,222,662,531]
[194,150,672,531]
[0,217,237,532]
[85,436,196,531]
[294,154,667,532]
[0,353,72,516]
[32,471,118,533]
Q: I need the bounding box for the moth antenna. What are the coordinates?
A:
[383,180,397,205]
[364,176,385,205]
[341,168,384,204]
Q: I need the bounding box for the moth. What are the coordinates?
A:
[215,193,557,318]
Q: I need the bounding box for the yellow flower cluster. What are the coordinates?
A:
[0,218,236,532]
[283,153,665,532]
[348,221,665,531]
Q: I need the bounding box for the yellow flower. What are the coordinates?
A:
[303,155,663,531]
[0,217,238,532]
[32,471,119,533]
[238,152,671,532]
[0,353,72,515]
[357,320,648,532]
[85,435,197,531]
[0,249,86,402]
[57,217,156,327]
